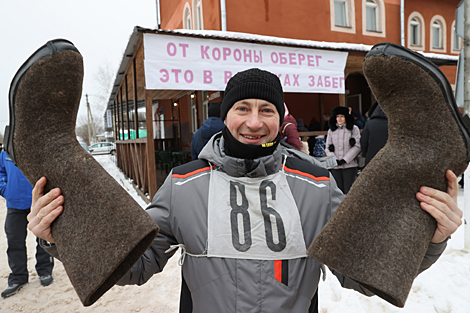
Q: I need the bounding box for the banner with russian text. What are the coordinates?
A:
[143,33,348,94]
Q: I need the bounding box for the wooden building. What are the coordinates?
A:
[107,22,458,198]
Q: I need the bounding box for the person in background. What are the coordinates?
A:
[360,103,389,167]
[322,113,330,131]
[0,143,3,151]
[352,110,366,129]
[0,150,54,298]
[307,117,322,157]
[296,118,309,132]
[191,102,225,160]
[325,106,361,194]
[280,103,302,150]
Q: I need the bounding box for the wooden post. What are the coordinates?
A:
[133,58,139,139]
[125,75,130,139]
[145,90,158,198]
[339,93,346,107]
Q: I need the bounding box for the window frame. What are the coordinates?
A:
[330,0,356,34]
[451,20,462,54]
[407,12,425,51]
[183,2,192,29]
[429,15,447,52]
[362,0,386,37]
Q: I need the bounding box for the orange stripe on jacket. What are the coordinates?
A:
[274,260,283,283]
[283,165,330,181]
[172,166,212,179]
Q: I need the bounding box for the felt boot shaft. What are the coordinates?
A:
[308,45,468,307]
[7,41,159,306]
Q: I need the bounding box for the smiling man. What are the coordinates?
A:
[29,68,462,312]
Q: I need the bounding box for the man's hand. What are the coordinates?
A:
[416,170,463,244]
[27,177,63,243]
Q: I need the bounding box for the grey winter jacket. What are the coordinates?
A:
[40,133,447,312]
[325,124,361,169]
[115,133,446,312]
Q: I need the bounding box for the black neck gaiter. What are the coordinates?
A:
[222,127,281,159]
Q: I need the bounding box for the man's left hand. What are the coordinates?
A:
[416,170,463,244]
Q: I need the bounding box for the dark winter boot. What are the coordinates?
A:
[5,39,159,306]
[308,43,470,307]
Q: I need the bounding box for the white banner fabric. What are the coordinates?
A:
[143,33,348,94]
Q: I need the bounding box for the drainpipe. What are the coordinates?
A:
[400,0,405,46]
[156,0,161,29]
[220,0,227,31]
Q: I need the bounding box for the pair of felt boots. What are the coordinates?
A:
[6,40,470,307]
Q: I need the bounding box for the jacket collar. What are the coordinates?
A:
[198,133,283,178]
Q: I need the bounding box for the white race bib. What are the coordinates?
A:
[207,169,307,260]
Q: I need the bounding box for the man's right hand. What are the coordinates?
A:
[27,177,64,243]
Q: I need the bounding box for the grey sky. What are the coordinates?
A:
[0,0,158,137]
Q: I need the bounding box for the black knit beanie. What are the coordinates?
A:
[221,68,285,124]
[208,102,222,118]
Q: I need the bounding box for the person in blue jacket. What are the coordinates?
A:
[191,102,225,160]
[0,151,54,298]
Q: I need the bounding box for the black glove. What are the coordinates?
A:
[336,159,346,165]
[349,138,356,147]
[329,144,335,152]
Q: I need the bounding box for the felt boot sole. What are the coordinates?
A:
[308,43,469,308]
[5,39,159,306]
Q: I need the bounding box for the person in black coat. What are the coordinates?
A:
[360,103,388,166]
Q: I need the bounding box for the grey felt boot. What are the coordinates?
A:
[5,39,159,306]
[308,43,470,307]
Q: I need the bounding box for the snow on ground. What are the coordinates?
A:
[318,188,470,313]
[1,153,469,312]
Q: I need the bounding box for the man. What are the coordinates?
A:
[360,103,388,167]
[191,102,225,160]
[1,150,54,298]
[28,68,461,312]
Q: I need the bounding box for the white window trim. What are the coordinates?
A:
[407,12,425,51]
[193,0,204,30]
[362,0,385,37]
[183,2,192,30]
[451,20,462,54]
[429,15,447,53]
[330,0,356,34]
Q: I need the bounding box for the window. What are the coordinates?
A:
[430,15,447,52]
[196,0,203,30]
[362,0,385,37]
[330,0,356,34]
[410,18,420,45]
[183,3,192,29]
[335,0,349,27]
[366,0,378,31]
[432,21,442,48]
[407,12,425,50]
[452,21,462,53]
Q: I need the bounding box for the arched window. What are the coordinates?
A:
[451,20,461,53]
[410,18,420,45]
[407,12,425,50]
[330,0,356,34]
[363,0,385,37]
[366,0,378,31]
[432,21,442,48]
[183,3,192,29]
[196,0,204,29]
[193,0,204,30]
[430,15,447,52]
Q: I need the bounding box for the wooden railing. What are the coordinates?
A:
[116,138,150,195]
